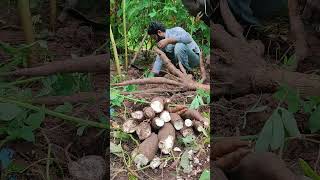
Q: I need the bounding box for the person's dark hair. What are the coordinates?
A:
[147,21,166,35]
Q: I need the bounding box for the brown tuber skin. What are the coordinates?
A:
[166,105,187,113]
[134,133,159,168]
[143,107,155,119]
[122,119,138,133]
[193,120,204,132]
[151,117,165,130]
[158,123,176,154]
[180,126,194,137]
[136,122,152,140]
[170,113,184,130]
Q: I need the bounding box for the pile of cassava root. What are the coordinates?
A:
[122,96,209,169]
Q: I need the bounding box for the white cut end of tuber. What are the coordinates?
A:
[122,119,137,133]
[151,100,164,113]
[184,119,193,127]
[160,111,171,122]
[155,117,164,127]
[150,157,161,169]
[173,147,182,152]
[131,111,144,120]
[134,154,149,169]
[173,121,184,130]
[158,135,174,154]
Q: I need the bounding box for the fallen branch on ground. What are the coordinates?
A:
[0,54,108,76]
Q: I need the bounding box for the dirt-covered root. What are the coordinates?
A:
[136,122,152,140]
[288,0,308,69]
[32,92,104,105]
[180,126,195,137]
[166,105,187,113]
[170,113,184,130]
[212,138,251,158]
[1,54,108,76]
[122,119,138,133]
[219,0,244,41]
[181,109,209,127]
[134,133,159,168]
[228,152,298,180]
[158,123,176,154]
[143,107,155,119]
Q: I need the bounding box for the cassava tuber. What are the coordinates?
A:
[122,119,138,133]
[151,117,165,130]
[143,107,155,119]
[134,133,159,168]
[158,123,176,154]
[170,113,184,130]
[131,110,144,120]
[160,110,171,122]
[136,121,152,140]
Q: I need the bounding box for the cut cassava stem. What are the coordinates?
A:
[0,97,107,129]
[131,111,144,120]
[136,122,152,140]
[50,0,57,31]
[151,117,164,130]
[158,123,176,154]
[122,0,128,70]
[0,54,108,76]
[17,0,37,65]
[170,113,184,130]
[122,119,138,133]
[134,133,159,168]
[143,107,155,119]
[110,25,121,75]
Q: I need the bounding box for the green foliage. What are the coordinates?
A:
[110,88,125,107]
[111,0,210,61]
[299,158,320,180]
[190,89,210,109]
[199,169,210,180]
[38,73,92,97]
[255,108,300,152]
[179,149,192,173]
[281,54,297,70]
[274,84,300,113]
[54,102,73,114]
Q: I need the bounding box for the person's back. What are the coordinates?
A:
[147,22,201,77]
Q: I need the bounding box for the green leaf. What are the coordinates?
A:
[182,135,196,147]
[77,126,87,136]
[180,150,192,173]
[124,84,137,92]
[271,110,284,150]
[54,102,73,114]
[287,91,300,113]
[309,106,320,133]
[0,103,23,121]
[255,112,273,152]
[8,126,35,142]
[24,111,45,129]
[280,108,301,137]
[299,158,320,180]
[110,142,123,157]
[199,169,210,180]
[6,162,26,173]
[112,131,131,141]
[190,96,201,109]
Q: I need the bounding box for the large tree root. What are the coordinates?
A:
[212,22,320,98]
[113,48,209,92]
[0,54,108,76]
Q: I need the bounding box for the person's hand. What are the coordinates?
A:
[157,39,168,49]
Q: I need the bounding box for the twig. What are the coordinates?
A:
[130,32,148,66]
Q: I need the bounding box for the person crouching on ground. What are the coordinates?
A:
[147,21,201,77]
